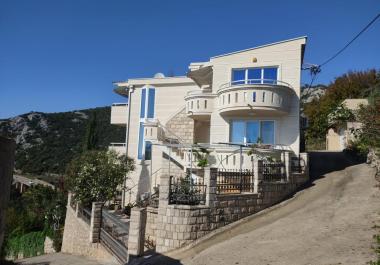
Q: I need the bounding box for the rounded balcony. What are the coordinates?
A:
[184,89,216,120]
[217,79,295,116]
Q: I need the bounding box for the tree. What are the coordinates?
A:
[65,150,135,205]
[304,69,380,141]
[83,112,98,151]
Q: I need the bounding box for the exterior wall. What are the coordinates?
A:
[154,156,309,253]
[61,205,117,264]
[209,38,305,155]
[0,137,15,251]
[145,207,158,248]
[165,107,194,144]
[124,79,198,203]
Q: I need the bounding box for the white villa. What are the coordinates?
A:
[110,36,307,204]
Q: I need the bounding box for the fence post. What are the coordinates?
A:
[205,167,217,207]
[299,152,309,177]
[253,160,263,194]
[89,202,103,243]
[284,152,291,182]
[127,207,147,261]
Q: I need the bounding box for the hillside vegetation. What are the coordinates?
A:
[0,106,125,176]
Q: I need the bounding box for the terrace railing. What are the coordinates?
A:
[77,205,91,225]
[261,162,286,182]
[216,169,254,194]
[169,175,207,205]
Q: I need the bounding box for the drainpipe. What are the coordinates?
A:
[122,85,134,208]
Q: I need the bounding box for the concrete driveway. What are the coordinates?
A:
[150,152,380,265]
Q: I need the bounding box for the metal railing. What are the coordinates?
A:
[261,162,286,182]
[216,169,254,194]
[100,209,129,264]
[291,156,305,173]
[169,176,207,205]
[219,79,292,90]
[77,205,92,225]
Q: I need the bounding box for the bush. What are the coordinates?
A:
[66,150,135,204]
[5,231,46,259]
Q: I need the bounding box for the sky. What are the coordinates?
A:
[0,0,379,118]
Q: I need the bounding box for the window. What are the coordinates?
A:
[204,100,207,109]
[138,87,156,160]
[235,93,238,103]
[252,92,256,102]
[262,92,266,102]
[230,120,275,144]
[232,67,278,84]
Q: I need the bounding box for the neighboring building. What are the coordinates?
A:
[110,37,307,204]
[0,136,16,251]
[326,98,368,151]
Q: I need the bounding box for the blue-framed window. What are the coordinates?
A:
[232,67,278,85]
[230,120,275,144]
[138,87,156,160]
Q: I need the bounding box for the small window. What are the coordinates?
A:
[233,155,236,166]
[204,100,207,109]
[252,92,256,102]
[228,94,231,104]
[226,155,229,165]
[223,95,225,104]
[271,92,274,103]
[244,92,247,102]
[262,92,266,102]
[145,141,152,160]
[191,101,193,109]
[197,100,200,109]
[235,93,238,103]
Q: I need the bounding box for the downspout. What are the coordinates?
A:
[122,85,134,208]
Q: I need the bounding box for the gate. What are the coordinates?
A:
[100,209,130,264]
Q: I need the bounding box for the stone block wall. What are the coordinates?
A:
[154,160,309,253]
[165,107,194,144]
[145,207,158,247]
[61,200,117,264]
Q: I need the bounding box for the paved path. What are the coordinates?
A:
[150,153,380,265]
[17,253,108,265]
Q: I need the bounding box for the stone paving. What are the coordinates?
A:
[17,253,115,265]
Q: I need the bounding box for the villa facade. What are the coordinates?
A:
[110,36,307,204]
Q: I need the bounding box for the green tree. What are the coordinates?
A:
[65,150,135,204]
[83,112,98,151]
[304,69,380,141]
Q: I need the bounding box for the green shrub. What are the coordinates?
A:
[5,231,46,258]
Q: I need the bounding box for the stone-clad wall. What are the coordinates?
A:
[165,107,194,144]
[145,207,158,247]
[154,155,309,253]
[61,203,116,264]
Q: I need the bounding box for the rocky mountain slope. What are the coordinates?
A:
[0,107,125,175]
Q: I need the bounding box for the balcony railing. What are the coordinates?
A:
[219,79,292,90]
[109,143,126,155]
[217,79,294,116]
[184,89,215,120]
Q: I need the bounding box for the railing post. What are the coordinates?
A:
[127,207,147,261]
[284,152,291,182]
[299,152,309,177]
[253,160,263,194]
[205,167,217,207]
[90,202,103,243]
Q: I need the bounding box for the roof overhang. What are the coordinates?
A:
[187,66,213,87]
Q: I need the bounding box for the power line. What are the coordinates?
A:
[320,13,380,67]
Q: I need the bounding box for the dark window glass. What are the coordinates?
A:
[232,69,245,85]
[140,88,146,118]
[263,68,277,84]
[248,69,261,84]
[261,121,275,144]
[147,88,155,118]
[246,121,260,143]
[137,122,144,159]
[231,121,245,143]
[145,141,152,160]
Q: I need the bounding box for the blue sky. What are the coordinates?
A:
[0,0,379,118]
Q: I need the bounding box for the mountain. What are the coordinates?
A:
[0,107,125,176]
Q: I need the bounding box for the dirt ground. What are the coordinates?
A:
[150,153,380,265]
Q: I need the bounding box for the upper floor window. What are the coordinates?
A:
[232,67,278,85]
[138,87,156,160]
[230,120,275,145]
